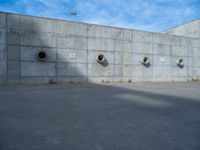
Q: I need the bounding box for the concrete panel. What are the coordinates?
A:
[194,48,200,57]
[181,38,192,47]
[168,35,182,46]
[21,31,57,47]
[57,35,87,49]
[124,41,132,53]
[7,29,20,45]
[193,67,200,77]
[0,29,6,44]
[7,14,20,29]
[187,47,194,57]
[123,65,132,77]
[0,13,6,28]
[123,53,132,65]
[88,50,114,64]
[124,29,133,41]
[21,47,56,62]
[57,20,87,36]
[153,33,181,46]
[153,66,170,77]
[133,65,153,78]
[7,61,20,77]
[153,55,170,66]
[57,48,87,63]
[57,62,87,76]
[0,60,5,76]
[56,62,73,76]
[192,39,200,48]
[7,14,57,33]
[21,62,56,76]
[19,16,57,33]
[88,38,114,51]
[88,63,114,77]
[171,66,188,77]
[7,45,20,61]
[153,34,170,45]
[132,42,153,54]
[193,58,200,67]
[32,17,57,33]
[188,57,194,67]
[114,40,124,52]
[114,65,123,77]
[171,46,188,56]
[153,44,171,55]
[74,63,87,76]
[133,30,153,43]
[0,44,5,60]
[188,65,194,78]
[88,25,123,39]
[114,51,123,65]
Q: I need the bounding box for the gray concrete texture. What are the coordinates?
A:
[0,82,200,150]
[1,12,200,83]
[164,19,200,38]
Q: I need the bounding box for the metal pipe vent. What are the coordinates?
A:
[176,59,184,68]
[141,57,150,66]
[96,54,105,63]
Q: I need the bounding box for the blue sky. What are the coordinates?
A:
[0,0,200,32]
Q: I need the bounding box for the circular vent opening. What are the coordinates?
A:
[36,51,47,62]
[177,59,184,67]
[141,57,149,65]
[96,54,105,63]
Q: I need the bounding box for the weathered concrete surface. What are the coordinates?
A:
[0,12,200,84]
[0,82,200,150]
[163,19,200,38]
[0,13,6,83]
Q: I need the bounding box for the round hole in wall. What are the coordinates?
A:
[36,51,47,62]
[143,57,148,63]
[96,54,105,63]
[179,59,183,64]
[177,59,184,67]
[141,57,149,65]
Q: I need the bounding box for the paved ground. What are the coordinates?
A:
[0,82,200,150]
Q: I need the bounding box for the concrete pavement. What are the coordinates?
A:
[0,82,200,150]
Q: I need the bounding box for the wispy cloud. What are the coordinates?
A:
[0,0,200,32]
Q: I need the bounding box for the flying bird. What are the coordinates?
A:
[69,12,77,16]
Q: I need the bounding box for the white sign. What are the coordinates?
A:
[160,57,165,63]
[69,53,76,59]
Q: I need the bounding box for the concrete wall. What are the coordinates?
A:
[1,12,200,84]
[0,13,6,83]
[163,19,200,38]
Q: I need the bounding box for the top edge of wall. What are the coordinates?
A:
[1,11,200,40]
[162,18,200,33]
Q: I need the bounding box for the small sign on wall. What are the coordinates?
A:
[160,57,165,63]
[69,53,76,59]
